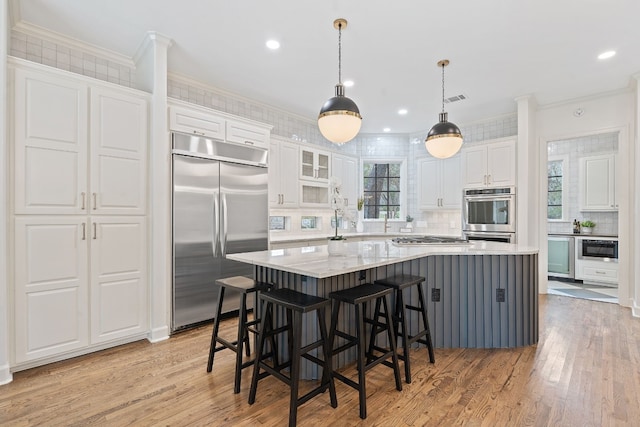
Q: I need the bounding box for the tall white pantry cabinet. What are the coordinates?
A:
[11,61,149,366]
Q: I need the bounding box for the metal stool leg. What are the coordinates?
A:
[207,286,226,373]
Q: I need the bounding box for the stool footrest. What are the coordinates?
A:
[300,339,324,355]
[405,304,421,311]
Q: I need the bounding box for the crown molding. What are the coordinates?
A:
[12,20,135,68]
[168,71,316,125]
[536,87,633,112]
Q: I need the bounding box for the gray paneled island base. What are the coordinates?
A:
[228,240,538,379]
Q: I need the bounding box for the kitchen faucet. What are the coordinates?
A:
[384,216,391,233]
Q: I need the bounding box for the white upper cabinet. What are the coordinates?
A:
[579,154,617,211]
[169,101,271,148]
[331,153,358,208]
[418,155,462,210]
[462,138,516,188]
[169,105,225,140]
[14,66,149,215]
[90,86,148,215]
[269,138,299,208]
[300,147,331,183]
[226,119,270,149]
[14,67,89,214]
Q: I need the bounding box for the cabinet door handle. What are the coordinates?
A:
[92,193,97,210]
[82,223,86,240]
[279,194,283,204]
[487,174,491,185]
[244,140,254,145]
[81,192,86,210]
[192,130,205,136]
[93,222,97,240]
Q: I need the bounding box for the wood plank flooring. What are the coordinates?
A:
[2,294,640,426]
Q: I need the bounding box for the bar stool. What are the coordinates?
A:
[206,276,272,394]
[329,283,402,420]
[248,288,337,427]
[374,274,435,383]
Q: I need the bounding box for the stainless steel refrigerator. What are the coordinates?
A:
[172,132,268,331]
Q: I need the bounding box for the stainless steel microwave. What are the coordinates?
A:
[463,187,516,233]
[577,238,618,262]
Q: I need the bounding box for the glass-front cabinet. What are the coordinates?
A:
[300,148,330,183]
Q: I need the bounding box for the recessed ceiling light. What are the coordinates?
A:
[398,109,408,115]
[598,50,616,60]
[343,80,354,87]
[266,40,280,50]
[383,128,391,132]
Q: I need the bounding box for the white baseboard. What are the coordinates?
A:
[0,363,13,385]
[148,326,170,343]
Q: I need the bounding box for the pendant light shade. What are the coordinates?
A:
[318,19,362,145]
[425,59,463,159]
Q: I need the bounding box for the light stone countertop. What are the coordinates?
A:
[228,239,538,279]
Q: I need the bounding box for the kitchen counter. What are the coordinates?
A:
[229,239,537,278]
[229,238,539,379]
[548,232,618,238]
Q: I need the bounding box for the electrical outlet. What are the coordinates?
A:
[431,288,441,302]
[449,220,457,229]
[358,270,366,281]
[496,288,506,302]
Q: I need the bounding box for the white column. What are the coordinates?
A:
[515,95,538,246]
[0,0,13,384]
[134,32,173,342]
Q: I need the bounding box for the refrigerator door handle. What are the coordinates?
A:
[213,192,219,257]
[221,192,228,257]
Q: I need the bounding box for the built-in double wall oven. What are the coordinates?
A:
[463,187,516,243]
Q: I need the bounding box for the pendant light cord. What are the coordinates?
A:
[441,63,445,113]
[338,22,342,85]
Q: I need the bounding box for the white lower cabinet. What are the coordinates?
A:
[575,259,618,284]
[14,216,147,364]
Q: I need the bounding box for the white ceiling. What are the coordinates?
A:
[12,0,640,135]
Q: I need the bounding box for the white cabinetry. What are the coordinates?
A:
[331,153,358,208]
[417,155,462,210]
[169,101,271,148]
[579,154,617,211]
[300,147,330,206]
[575,259,618,284]
[300,148,330,183]
[11,61,149,366]
[269,137,299,208]
[462,139,516,188]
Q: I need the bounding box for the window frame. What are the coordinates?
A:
[360,157,407,221]
[547,155,569,222]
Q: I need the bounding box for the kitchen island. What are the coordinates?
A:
[228,239,538,378]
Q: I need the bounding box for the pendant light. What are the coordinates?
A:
[318,18,362,145]
[425,59,463,159]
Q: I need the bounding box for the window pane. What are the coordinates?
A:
[548,191,562,206]
[548,161,562,176]
[548,206,561,219]
[363,178,375,191]
[363,161,402,220]
[548,177,562,191]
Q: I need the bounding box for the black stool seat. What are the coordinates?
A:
[249,288,337,427]
[375,274,435,384]
[206,276,272,394]
[329,283,402,420]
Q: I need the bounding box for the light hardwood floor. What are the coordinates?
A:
[2,294,640,426]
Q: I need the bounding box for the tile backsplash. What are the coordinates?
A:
[547,132,619,236]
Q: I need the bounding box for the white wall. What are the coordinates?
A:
[536,90,636,309]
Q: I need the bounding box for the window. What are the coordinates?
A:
[547,159,564,220]
[363,161,404,219]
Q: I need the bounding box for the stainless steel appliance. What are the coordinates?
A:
[391,236,470,246]
[172,132,268,331]
[464,231,515,243]
[548,235,575,278]
[577,238,618,262]
[463,187,516,242]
